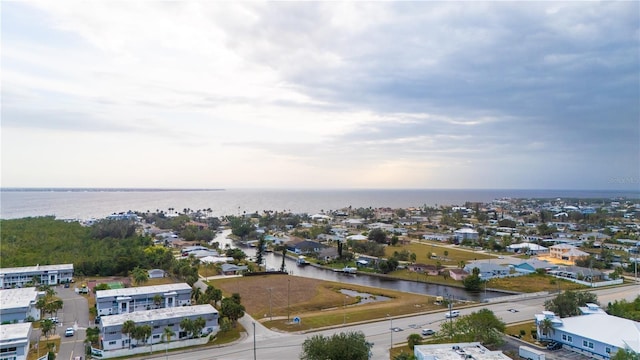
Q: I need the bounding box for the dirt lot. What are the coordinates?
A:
[210,274,444,331]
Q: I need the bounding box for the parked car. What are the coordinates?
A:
[65,328,74,337]
[421,329,435,336]
[445,310,460,318]
[547,341,562,350]
[47,317,59,324]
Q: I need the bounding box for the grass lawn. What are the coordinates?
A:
[504,321,538,345]
[386,241,494,266]
[388,269,465,287]
[487,274,587,293]
[211,323,244,345]
[27,336,61,360]
[209,275,444,332]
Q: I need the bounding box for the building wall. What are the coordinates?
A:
[0,268,73,289]
[0,324,31,360]
[97,289,191,316]
[553,329,617,359]
[100,310,218,351]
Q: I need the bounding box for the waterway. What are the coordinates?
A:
[211,230,507,302]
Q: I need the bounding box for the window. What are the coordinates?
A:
[583,340,588,347]
[562,334,567,341]
[582,340,593,349]
[153,334,160,339]
[108,341,116,345]
[567,335,573,343]
[606,347,611,354]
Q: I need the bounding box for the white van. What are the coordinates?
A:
[445,310,460,318]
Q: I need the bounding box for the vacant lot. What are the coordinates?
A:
[386,241,494,266]
[210,275,445,331]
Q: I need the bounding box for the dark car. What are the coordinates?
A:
[547,341,562,350]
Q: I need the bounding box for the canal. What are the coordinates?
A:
[211,230,508,302]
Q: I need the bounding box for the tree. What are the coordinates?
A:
[394,354,416,360]
[538,318,555,339]
[544,290,598,318]
[132,267,149,286]
[153,294,163,309]
[611,348,640,360]
[368,228,388,244]
[407,333,422,349]
[163,326,173,343]
[192,317,206,338]
[180,318,194,338]
[122,320,136,349]
[436,309,505,346]
[40,319,55,340]
[220,296,245,325]
[255,235,266,269]
[463,267,482,291]
[301,331,373,360]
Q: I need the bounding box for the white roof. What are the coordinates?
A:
[0,287,39,310]
[346,234,367,240]
[200,256,234,264]
[507,243,547,250]
[414,342,511,360]
[0,323,31,342]
[559,313,640,352]
[455,228,478,234]
[101,304,217,326]
[96,283,191,299]
[0,263,73,275]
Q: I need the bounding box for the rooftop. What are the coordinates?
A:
[101,304,217,326]
[556,313,640,352]
[0,287,40,310]
[0,263,73,275]
[96,283,191,299]
[414,342,511,360]
[0,323,32,344]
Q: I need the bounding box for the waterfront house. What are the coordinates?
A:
[463,263,510,280]
[96,283,192,316]
[448,268,469,281]
[288,240,325,255]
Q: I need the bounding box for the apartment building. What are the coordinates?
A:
[0,323,32,360]
[96,283,192,316]
[0,287,43,323]
[0,264,74,289]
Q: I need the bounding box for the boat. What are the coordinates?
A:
[334,267,357,274]
[296,256,309,266]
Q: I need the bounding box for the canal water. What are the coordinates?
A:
[211,230,506,302]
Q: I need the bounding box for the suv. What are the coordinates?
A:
[445,310,460,318]
[65,328,74,337]
[421,329,435,336]
[547,341,562,350]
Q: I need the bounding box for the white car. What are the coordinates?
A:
[421,329,435,336]
[445,310,460,318]
[65,328,74,337]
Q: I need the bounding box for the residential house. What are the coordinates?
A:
[463,263,510,280]
[96,283,192,316]
[317,247,339,262]
[506,243,548,255]
[0,323,31,360]
[448,268,469,281]
[513,260,557,275]
[407,264,440,276]
[287,240,325,255]
[548,266,605,282]
[147,269,166,279]
[220,264,248,275]
[535,305,640,359]
[453,228,478,243]
[99,304,218,352]
[0,264,74,289]
[549,244,589,263]
[0,287,43,323]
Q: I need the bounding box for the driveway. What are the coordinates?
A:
[55,284,90,360]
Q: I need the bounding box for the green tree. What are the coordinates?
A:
[180,318,194,338]
[192,317,206,338]
[301,331,373,360]
[436,309,505,346]
[612,348,640,360]
[153,294,163,309]
[132,267,149,286]
[220,296,245,325]
[368,228,388,244]
[40,319,55,340]
[538,318,555,339]
[544,290,598,318]
[463,267,482,291]
[407,333,422,349]
[122,320,136,349]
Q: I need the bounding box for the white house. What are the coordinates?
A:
[96,283,192,316]
[506,243,548,255]
[0,323,32,360]
[535,305,640,359]
[0,287,43,323]
[0,264,74,289]
[454,228,478,243]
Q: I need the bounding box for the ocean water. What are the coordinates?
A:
[1,188,638,220]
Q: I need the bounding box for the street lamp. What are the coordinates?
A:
[343,296,349,325]
[287,279,291,322]
[268,288,273,320]
[387,314,393,350]
[253,322,257,360]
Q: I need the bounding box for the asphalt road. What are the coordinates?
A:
[56,285,90,360]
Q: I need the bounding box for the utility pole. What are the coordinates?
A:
[287,279,291,322]
[253,322,256,360]
[268,288,272,321]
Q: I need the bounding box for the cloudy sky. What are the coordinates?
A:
[2,1,638,190]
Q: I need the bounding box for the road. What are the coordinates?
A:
[55,285,90,360]
[125,283,638,360]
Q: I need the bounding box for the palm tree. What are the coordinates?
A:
[538,318,555,340]
[122,320,136,349]
[40,319,54,341]
[132,267,149,286]
[153,294,163,309]
[163,327,173,359]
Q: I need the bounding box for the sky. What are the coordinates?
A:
[1,1,639,190]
